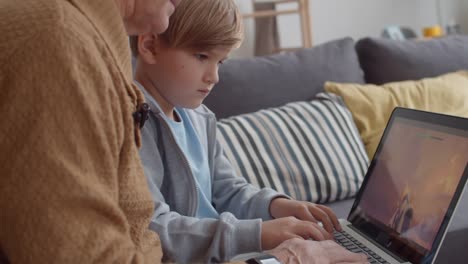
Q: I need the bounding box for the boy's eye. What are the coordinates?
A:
[195,54,208,61]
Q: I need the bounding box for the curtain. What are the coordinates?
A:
[253,2,280,56]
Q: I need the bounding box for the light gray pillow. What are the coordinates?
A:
[356,35,468,84]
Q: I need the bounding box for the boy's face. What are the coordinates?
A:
[147,41,232,110]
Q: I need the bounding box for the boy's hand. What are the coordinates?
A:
[261,217,332,250]
[269,198,342,234]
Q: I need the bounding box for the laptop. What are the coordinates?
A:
[334,107,468,264]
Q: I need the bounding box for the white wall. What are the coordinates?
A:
[233,0,467,58]
[312,0,437,45]
[233,0,256,58]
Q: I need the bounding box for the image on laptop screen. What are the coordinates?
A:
[349,115,468,262]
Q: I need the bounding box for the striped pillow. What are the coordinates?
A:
[216,93,369,203]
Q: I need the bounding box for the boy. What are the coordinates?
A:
[131,0,343,262]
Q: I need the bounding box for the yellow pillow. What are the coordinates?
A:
[325,71,468,159]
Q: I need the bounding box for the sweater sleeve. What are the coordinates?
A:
[139,118,262,263]
[149,203,263,263]
[0,20,160,264]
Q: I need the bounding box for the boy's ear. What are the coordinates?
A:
[137,33,162,65]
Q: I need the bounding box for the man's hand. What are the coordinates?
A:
[268,238,369,264]
[269,198,342,234]
[261,217,333,250]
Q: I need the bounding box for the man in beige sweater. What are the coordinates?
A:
[0,0,180,262]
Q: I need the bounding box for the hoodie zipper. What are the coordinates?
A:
[156,113,199,217]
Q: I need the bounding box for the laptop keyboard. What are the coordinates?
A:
[334,230,390,264]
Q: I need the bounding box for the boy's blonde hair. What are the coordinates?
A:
[130,0,243,56]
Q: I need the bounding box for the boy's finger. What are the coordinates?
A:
[294,205,318,223]
[317,204,342,231]
[307,204,334,233]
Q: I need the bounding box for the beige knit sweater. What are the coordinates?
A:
[0,0,162,263]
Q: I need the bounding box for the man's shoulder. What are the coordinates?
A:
[0,0,95,62]
[0,0,65,41]
[0,0,125,120]
[0,0,63,23]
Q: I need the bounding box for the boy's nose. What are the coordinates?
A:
[204,69,219,85]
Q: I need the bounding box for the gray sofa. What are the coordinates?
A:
[205,35,468,263]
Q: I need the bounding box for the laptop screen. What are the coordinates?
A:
[348,109,468,263]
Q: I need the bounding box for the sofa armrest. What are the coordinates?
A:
[435,228,468,263]
[435,186,468,263]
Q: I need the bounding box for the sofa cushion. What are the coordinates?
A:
[325,71,468,159]
[356,35,468,84]
[205,37,365,119]
[216,93,369,204]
